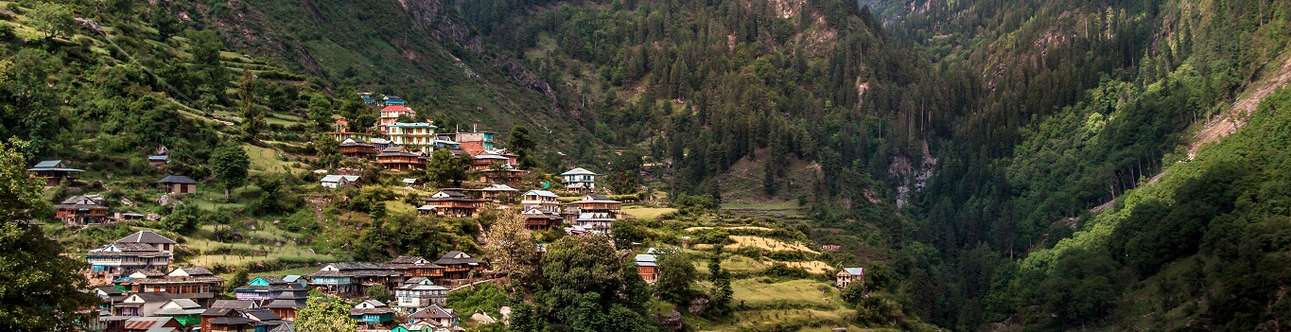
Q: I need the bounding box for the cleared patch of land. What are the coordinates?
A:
[621,207,677,221]
[732,278,840,308]
[724,235,820,254]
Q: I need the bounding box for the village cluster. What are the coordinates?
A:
[24,93,661,332]
[27,93,866,332]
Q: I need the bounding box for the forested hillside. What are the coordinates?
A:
[3,0,1291,331]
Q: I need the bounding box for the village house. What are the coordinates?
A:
[309,262,399,297]
[835,267,864,289]
[320,174,361,189]
[469,153,511,172]
[370,137,393,150]
[474,183,520,203]
[94,285,129,311]
[87,231,176,283]
[635,253,659,284]
[431,136,462,152]
[521,190,561,213]
[148,145,169,169]
[453,130,495,156]
[388,122,436,153]
[384,95,408,106]
[118,267,222,305]
[56,194,110,226]
[394,277,449,313]
[121,316,181,332]
[233,275,309,321]
[385,256,444,280]
[200,300,287,332]
[434,251,482,282]
[561,167,598,193]
[28,159,84,186]
[377,146,426,171]
[522,207,563,231]
[418,189,484,218]
[351,299,396,329]
[114,292,173,317]
[158,175,198,195]
[379,105,418,135]
[153,298,205,328]
[572,195,622,235]
[406,305,458,331]
[331,117,373,143]
[339,138,380,159]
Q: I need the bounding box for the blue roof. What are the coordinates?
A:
[28,160,83,172]
[148,155,168,161]
[843,267,864,276]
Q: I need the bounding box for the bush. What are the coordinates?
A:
[763,263,810,279]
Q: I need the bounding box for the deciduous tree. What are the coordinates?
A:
[0,139,95,330]
[210,142,250,200]
[482,210,539,289]
[295,292,353,332]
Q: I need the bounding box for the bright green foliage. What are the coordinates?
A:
[447,283,510,319]
[28,2,75,40]
[295,293,354,332]
[518,236,658,332]
[425,149,469,188]
[0,139,95,330]
[161,203,201,234]
[654,249,695,305]
[209,143,250,200]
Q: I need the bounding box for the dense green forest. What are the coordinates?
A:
[2,0,1291,330]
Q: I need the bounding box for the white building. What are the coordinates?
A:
[560,168,597,192]
[394,277,448,313]
[320,175,360,189]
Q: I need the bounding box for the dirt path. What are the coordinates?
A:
[1188,54,1291,159]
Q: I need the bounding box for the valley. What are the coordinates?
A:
[2,0,1291,331]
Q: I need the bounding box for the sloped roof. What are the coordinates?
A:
[481,184,518,192]
[524,190,557,198]
[435,251,480,266]
[409,305,455,320]
[841,267,864,276]
[157,175,197,184]
[561,167,596,176]
[168,267,213,277]
[28,160,83,172]
[123,317,175,330]
[209,300,256,310]
[57,195,105,208]
[117,231,176,245]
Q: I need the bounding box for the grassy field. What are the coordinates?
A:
[621,206,677,221]
[724,235,820,254]
[732,278,842,309]
[243,144,306,175]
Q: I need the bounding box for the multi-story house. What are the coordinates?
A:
[87,231,176,283]
[394,277,448,313]
[572,195,622,235]
[387,122,436,152]
[561,168,598,193]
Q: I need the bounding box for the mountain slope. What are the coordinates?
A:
[181,0,596,152]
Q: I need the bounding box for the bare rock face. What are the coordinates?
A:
[655,309,684,332]
[688,295,711,314]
